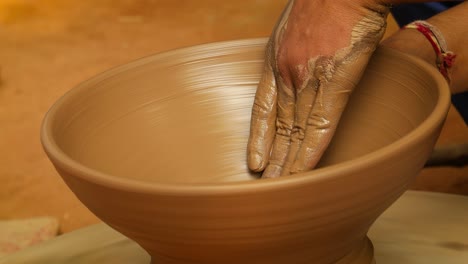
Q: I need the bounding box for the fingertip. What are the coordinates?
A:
[290,166,305,175]
[290,155,320,175]
[262,164,282,179]
[248,151,266,172]
[290,153,303,174]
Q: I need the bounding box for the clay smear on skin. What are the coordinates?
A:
[303,12,388,115]
[309,12,388,86]
[282,11,388,175]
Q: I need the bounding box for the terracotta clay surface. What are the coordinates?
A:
[3,1,467,235]
[2,191,467,264]
[41,39,449,263]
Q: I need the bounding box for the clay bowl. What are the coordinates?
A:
[41,39,449,264]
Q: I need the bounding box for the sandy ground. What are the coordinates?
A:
[0,0,466,233]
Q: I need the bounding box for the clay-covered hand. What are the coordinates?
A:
[248,0,389,178]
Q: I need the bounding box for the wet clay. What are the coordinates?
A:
[41,39,450,264]
[248,1,390,178]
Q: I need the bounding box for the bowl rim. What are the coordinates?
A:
[40,38,451,195]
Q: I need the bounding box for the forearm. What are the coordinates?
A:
[382,1,468,93]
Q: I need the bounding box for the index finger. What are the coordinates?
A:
[247,45,278,172]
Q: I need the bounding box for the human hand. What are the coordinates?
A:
[248,0,389,178]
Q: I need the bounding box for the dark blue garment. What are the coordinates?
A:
[391,2,467,123]
[392,2,462,26]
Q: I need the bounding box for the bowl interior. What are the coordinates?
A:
[47,40,441,184]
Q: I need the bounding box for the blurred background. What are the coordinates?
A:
[0,0,466,235]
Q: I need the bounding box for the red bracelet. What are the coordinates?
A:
[403,20,456,83]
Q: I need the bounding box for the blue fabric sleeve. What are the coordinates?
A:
[392,2,462,26]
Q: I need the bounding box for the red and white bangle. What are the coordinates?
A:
[403,20,456,83]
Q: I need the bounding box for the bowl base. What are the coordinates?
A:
[335,236,375,264]
[149,237,374,264]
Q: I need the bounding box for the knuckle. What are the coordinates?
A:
[307,112,331,129]
[291,125,305,141]
[276,127,291,137]
[252,100,271,120]
[275,119,292,137]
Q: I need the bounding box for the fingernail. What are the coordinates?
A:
[290,162,304,175]
[248,153,264,172]
[262,165,282,179]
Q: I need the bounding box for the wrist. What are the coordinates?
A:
[381,29,436,68]
[382,17,465,94]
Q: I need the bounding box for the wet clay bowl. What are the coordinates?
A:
[41,39,450,264]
